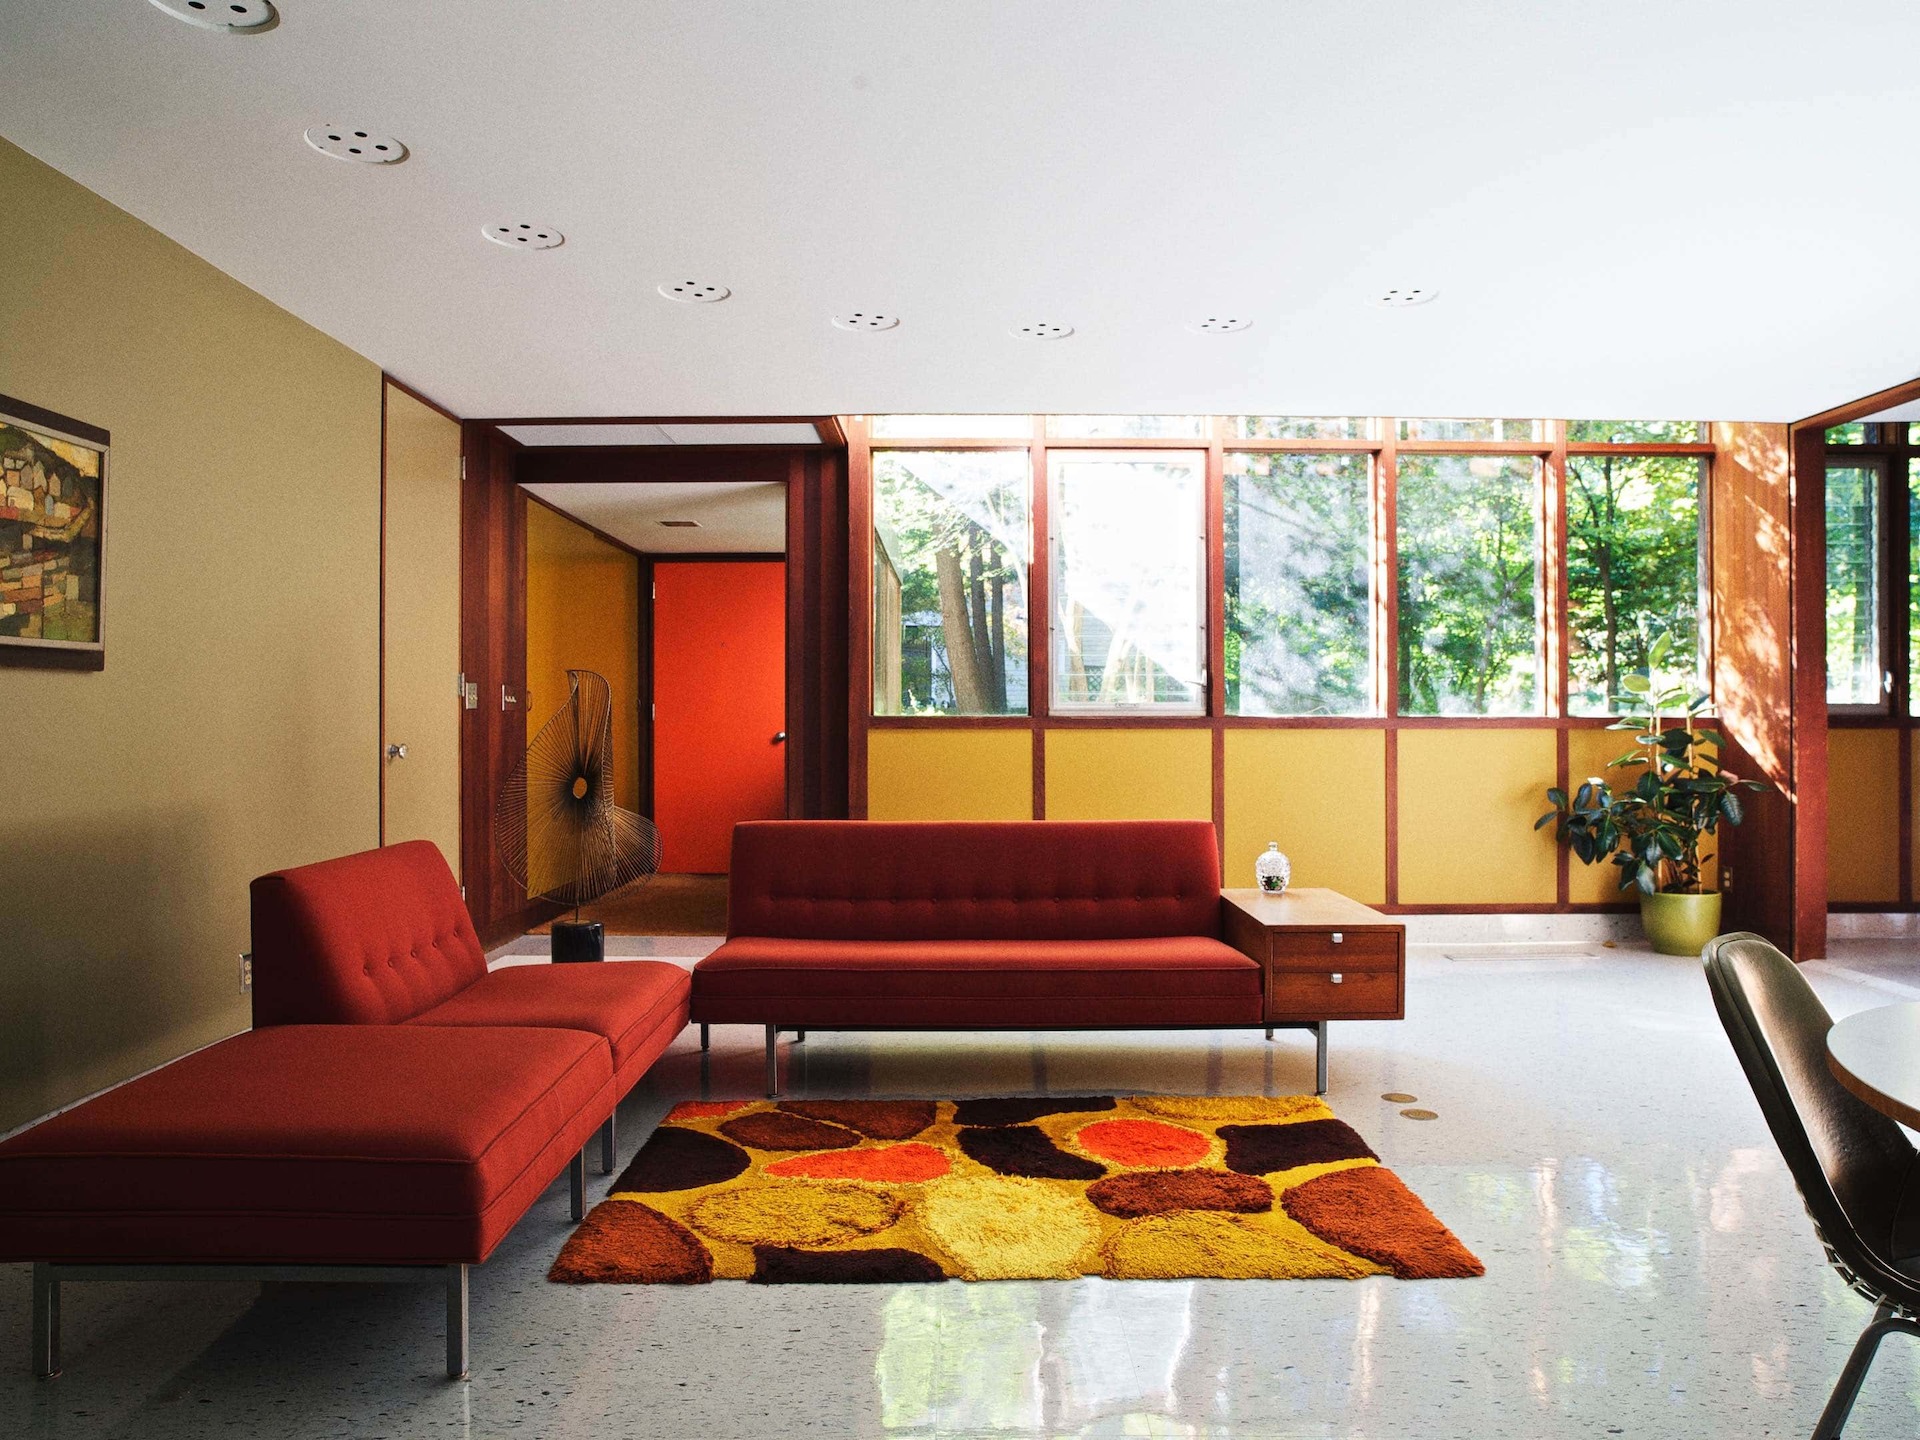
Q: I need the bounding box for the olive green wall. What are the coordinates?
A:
[0,138,383,1133]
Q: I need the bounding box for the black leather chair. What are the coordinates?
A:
[1704,931,1920,1437]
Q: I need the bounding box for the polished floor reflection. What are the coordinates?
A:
[6,939,1920,1438]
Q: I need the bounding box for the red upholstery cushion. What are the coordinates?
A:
[251,840,487,1026]
[692,936,1262,1027]
[727,821,1224,942]
[408,960,691,1089]
[0,1025,614,1266]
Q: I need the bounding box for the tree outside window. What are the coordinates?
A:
[872,450,1030,715]
[1396,454,1542,715]
[1566,454,1703,715]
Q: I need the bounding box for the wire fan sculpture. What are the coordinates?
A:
[496,669,661,914]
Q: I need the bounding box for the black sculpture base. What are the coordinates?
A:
[551,920,605,964]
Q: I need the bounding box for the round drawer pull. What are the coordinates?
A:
[1331,932,1344,944]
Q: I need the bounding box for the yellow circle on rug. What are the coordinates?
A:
[1131,1094,1330,1125]
[1101,1209,1376,1280]
[920,1176,1101,1280]
[686,1181,903,1248]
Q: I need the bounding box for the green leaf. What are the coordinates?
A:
[1622,672,1651,694]
[1649,631,1673,667]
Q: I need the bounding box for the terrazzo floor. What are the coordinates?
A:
[5,936,1920,1439]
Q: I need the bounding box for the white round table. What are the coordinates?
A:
[1827,1002,1920,1129]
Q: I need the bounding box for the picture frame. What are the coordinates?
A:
[0,393,108,671]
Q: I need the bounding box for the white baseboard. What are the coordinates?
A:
[1399,911,1642,946]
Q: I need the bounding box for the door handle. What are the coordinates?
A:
[772,731,787,744]
[386,743,408,761]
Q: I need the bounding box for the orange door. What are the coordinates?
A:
[652,561,786,872]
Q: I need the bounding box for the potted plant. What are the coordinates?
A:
[1538,632,1767,956]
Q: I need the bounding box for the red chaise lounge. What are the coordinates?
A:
[692,819,1306,1095]
[0,840,691,1380]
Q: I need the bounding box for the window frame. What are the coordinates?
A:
[1824,454,1892,716]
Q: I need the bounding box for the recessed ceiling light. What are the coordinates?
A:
[148,0,276,31]
[303,126,407,164]
[659,280,731,304]
[832,312,900,332]
[658,519,702,528]
[1012,321,1074,340]
[1377,286,1439,308]
[483,223,563,250]
[1189,316,1252,333]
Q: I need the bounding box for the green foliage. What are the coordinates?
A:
[1397,455,1539,714]
[1538,631,1768,896]
[1826,462,1881,705]
[1565,420,1703,443]
[1566,454,1702,714]
[1224,454,1371,715]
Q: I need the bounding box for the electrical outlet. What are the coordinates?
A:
[239,952,252,992]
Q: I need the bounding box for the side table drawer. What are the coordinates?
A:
[1267,968,1401,1021]
[1269,930,1401,972]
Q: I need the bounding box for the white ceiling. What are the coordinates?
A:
[3,2,1918,422]
[1864,400,1920,423]
[501,422,825,447]
[525,482,786,555]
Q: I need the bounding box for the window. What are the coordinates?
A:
[1228,417,1371,441]
[869,415,1030,439]
[1396,418,1541,442]
[1566,455,1704,714]
[1224,452,1374,715]
[1826,423,1868,445]
[1826,460,1884,707]
[1051,451,1205,710]
[1046,415,1207,439]
[1567,420,1703,444]
[872,450,1031,715]
[1911,458,1920,716]
[1396,454,1543,714]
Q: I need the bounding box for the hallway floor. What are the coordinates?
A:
[6,937,1920,1438]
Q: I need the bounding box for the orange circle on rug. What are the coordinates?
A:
[763,1142,952,1183]
[666,1101,753,1121]
[1074,1118,1210,1169]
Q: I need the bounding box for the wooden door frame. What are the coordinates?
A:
[460,433,848,946]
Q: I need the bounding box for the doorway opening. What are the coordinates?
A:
[520,479,788,935]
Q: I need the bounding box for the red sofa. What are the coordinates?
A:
[692,820,1273,1094]
[0,840,691,1380]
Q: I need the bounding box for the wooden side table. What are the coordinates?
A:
[1222,887,1407,1092]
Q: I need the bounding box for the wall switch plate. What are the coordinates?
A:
[239,953,253,992]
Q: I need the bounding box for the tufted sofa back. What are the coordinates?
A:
[727,821,1224,942]
[250,840,488,1027]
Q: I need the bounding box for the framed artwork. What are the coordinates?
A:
[0,393,108,670]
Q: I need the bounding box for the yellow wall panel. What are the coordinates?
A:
[868,729,1034,821]
[1829,728,1900,903]
[1397,729,1558,905]
[1224,730,1386,903]
[0,139,381,1132]
[525,502,641,810]
[1045,729,1212,821]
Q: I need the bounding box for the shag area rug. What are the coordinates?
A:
[549,1095,1483,1284]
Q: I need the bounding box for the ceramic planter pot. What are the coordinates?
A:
[1639,890,1723,957]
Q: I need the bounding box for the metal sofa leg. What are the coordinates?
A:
[765,1025,779,1098]
[795,1029,806,1043]
[1315,1022,1328,1096]
[1265,1027,1274,1041]
[599,1114,616,1175]
[445,1264,469,1381]
[31,1263,59,1380]
[569,1149,586,1222]
[700,1023,710,1052]
[1814,1302,1920,1439]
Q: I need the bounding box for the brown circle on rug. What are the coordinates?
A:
[779,1099,938,1140]
[957,1124,1107,1180]
[1281,1165,1484,1278]
[1400,1109,1439,1121]
[1218,1119,1377,1175]
[719,1110,861,1151]
[1086,1169,1273,1218]
[750,1245,947,1284]
[548,1200,713,1284]
[610,1126,751,1193]
[951,1095,1117,1128]
[1381,1092,1418,1104]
